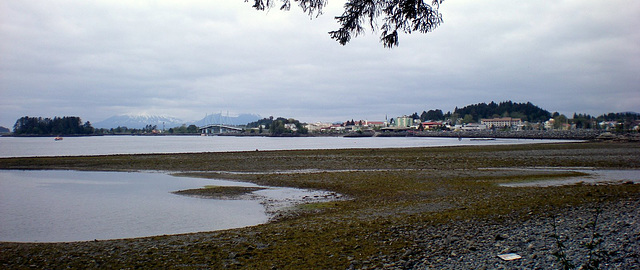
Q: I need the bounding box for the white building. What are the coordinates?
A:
[284,123,298,132]
[480,117,522,128]
[305,122,332,132]
[461,123,488,130]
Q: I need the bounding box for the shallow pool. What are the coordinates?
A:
[0,170,334,242]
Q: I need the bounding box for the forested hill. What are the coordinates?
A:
[453,101,551,122]
[12,116,94,135]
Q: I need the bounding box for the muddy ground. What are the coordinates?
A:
[1,141,639,269]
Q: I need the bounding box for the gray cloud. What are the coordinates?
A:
[1,0,638,127]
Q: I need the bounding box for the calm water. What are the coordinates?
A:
[0,170,333,242]
[0,136,570,157]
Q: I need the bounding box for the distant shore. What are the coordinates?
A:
[411,129,637,141]
[3,129,638,141]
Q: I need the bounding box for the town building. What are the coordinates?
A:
[480,117,522,128]
[284,123,298,132]
[305,122,333,132]
[395,116,416,128]
[461,123,488,130]
[421,121,445,130]
[364,121,386,128]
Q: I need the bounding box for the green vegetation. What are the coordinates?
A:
[419,109,445,121]
[95,125,161,135]
[12,116,94,135]
[450,101,551,122]
[248,0,444,48]
[403,101,639,133]
[246,116,308,135]
[166,124,199,134]
[10,116,201,136]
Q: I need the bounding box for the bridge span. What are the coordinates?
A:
[199,124,244,135]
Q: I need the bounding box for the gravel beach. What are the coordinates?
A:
[368,197,639,269]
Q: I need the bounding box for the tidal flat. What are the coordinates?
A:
[1,142,639,269]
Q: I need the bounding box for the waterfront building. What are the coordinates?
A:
[480,117,522,129]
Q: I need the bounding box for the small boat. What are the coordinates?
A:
[54,136,63,141]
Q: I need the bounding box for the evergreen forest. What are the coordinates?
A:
[451,101,551,122]
[13,116,94,135]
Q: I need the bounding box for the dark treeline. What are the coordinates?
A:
[407,101,551,123]
[407,110,445,122]
[597,112,640,122]
[570,112,640,130]
[246,116,308,135]
[93,124,199,135]
[96,125,159,135]
[451,101,551,122]
[13,116,94,135]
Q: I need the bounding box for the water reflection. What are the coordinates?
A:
[0,170,335,242]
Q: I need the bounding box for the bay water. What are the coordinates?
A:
[0,135,569,158]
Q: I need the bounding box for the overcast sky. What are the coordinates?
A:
[1,0,638,127]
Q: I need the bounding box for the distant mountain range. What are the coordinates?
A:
[192,113,261,127]
[94,115,185,129]
[94,113,261,129]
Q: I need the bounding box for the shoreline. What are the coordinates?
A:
[4,130,638,141]
[1,142,639,268]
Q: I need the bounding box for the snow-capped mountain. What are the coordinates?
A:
[94,115,185,129]
[193,113,261,126]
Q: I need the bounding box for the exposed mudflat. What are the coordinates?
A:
[1,141,639,269]
[172,186,266,199]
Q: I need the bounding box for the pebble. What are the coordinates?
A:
[371,199,640,269]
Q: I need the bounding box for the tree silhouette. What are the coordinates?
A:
[247,0,444,48]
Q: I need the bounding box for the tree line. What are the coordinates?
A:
[404,101,551,124]
[451,101,551,123]
[569,112,639,130]
[11,116,204,136]
[403,101,638,131]
[94,124,199,135]
[246,116,308,135]
[13,116,94,135]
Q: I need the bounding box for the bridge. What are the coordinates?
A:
[199,124,244,135]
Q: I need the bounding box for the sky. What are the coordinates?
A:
[1,0,639,128]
